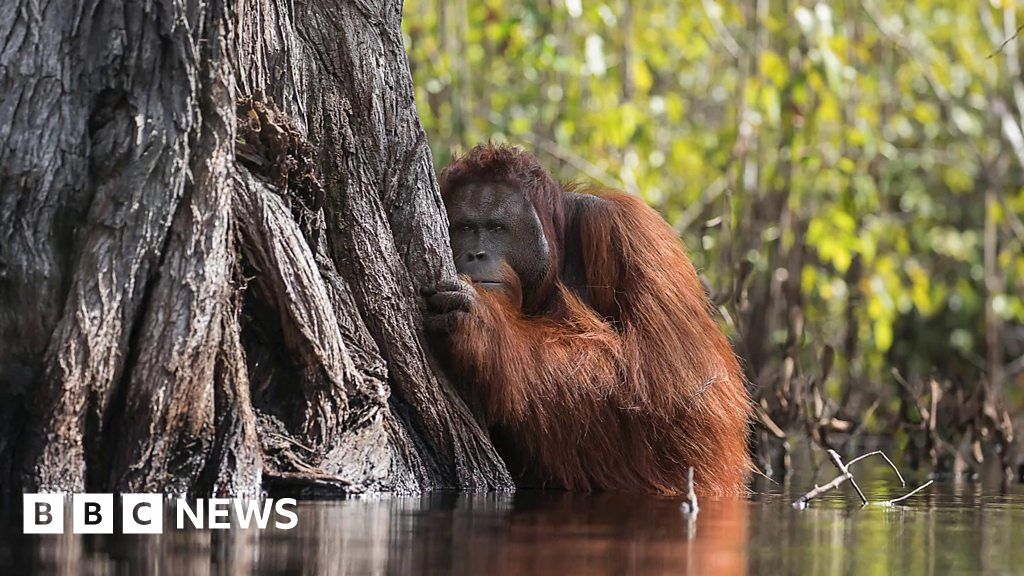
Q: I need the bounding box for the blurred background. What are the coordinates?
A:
[402,1,1024,477]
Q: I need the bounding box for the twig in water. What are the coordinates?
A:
[793,448,933,509]
[846,450,906,487]
[680,467,699,540]
[681,466,700,516]
[880,480,934,507]
[828,449,868,505]
[791,473,852,510]
[792,450,864,509]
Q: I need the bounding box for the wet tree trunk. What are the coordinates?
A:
[0,0,511,496]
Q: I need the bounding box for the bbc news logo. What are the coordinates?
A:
[23,494,298,534]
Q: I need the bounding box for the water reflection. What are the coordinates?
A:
[1,479,1022,575]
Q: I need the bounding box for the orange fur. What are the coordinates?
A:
[439,145,751,496]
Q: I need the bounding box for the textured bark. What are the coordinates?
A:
[0,0,511,495]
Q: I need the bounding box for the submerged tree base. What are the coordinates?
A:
[0,0,511,496]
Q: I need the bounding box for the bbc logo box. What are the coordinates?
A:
[23,494,297,534]
[24,494,163,534]
[22,493,64,534]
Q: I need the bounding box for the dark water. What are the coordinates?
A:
[2,471,1022,575]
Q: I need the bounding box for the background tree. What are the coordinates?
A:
[0,0,511,495]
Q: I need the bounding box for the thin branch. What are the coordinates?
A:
[891,367,927,420]
[993,97,1024,168]
[793,449,864,508]
[1000,194,1024,243]
[846,450,906,487]
[792,473,851,509]
[859,0,951,105]
[794,447,932,509]
[533,138,628,192]
[754,402,787,439]
[880,480,934,506]
[677,176,728,233]
[700,0,742,60]
[843,399,880,446]
[1007,355,1024,379]
[828,449,868,505]
[987,22,1024,59]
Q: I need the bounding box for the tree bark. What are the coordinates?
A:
[0,0,511,495]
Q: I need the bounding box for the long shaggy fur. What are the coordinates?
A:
[439,144,751,496]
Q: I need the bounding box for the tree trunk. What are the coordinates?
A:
[0,0,511,495]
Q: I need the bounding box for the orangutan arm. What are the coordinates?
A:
[423,278,621,426]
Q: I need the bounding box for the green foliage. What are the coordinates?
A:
[403,0,1024,429]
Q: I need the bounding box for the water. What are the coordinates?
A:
[1,474,1022,575]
